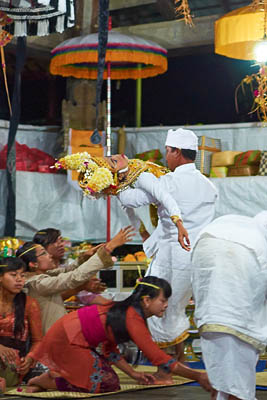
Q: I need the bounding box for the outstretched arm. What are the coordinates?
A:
[118,173,190,250]
[114,357,155,385]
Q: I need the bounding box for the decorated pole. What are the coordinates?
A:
[135,64,142,128]
[106,16,112,242]
[106,60,111,242]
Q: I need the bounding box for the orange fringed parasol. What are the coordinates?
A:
[50,31,167,80]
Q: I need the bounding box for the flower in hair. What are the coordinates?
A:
[55,153,96,173]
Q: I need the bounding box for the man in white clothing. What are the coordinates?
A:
[191,211,267,400]
[118,128,218,379]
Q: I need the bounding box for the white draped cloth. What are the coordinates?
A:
[191,212,267,400]
[0,0,75,36]
[119,163,218,345]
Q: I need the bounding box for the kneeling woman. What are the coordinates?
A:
[0,257,42,389]
[27,276,213,394]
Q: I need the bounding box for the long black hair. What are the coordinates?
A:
[0,257,27,338]
[106,276,171,344]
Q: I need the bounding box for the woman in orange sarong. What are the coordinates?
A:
[26,276,214,395]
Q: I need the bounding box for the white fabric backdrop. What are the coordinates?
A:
[12,172,267,242]
[1,120,267,241]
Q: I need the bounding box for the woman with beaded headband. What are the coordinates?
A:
[54,153,190,251]
[26,275,213,395]
[17,228,135,335]
[0,257,42,390]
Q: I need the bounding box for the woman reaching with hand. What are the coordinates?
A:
[26,276,213,395]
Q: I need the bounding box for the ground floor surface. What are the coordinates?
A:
[1,386,267,400]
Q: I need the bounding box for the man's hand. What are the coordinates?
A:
[176,220,190,251]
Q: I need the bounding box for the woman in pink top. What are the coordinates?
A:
[26,276,214,395]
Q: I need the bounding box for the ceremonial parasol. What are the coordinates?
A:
[50,28,168,240]
[50,30,167,80]
[50,30,168,146]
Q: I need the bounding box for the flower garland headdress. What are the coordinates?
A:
[54,153,169,198]
[54,153,115,198]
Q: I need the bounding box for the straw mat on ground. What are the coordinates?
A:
[4,366,194,398]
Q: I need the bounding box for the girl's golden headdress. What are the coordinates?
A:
[54,152,168,198]
[54,153,115,198]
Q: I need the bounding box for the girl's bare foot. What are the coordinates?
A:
[26,385,43,393]
[27,371,57,391]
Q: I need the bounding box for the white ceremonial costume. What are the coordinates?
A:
[118,171,182,232]
[191,212,267,400]
[118,162,218,346]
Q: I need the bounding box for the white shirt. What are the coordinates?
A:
[119,163,218,257]
[118,170,182,231]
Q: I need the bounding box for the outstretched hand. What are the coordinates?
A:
[176,221,190,251]
[105,226,136,253]
[131,371,156,385]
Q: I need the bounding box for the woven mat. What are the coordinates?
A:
[256,371,267,388]
[4,366,194,398]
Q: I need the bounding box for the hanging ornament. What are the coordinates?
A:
[0,11,13,116]
[175,0,193,26]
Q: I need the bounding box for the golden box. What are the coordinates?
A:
[209,166,228,178]
[211,151,242,167]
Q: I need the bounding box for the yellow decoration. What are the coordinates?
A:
[215,3,267,61]
[175,0,193,26]
[236,65,267,122]
[0,237,23,252]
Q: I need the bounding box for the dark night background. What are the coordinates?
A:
[0,50,260,127]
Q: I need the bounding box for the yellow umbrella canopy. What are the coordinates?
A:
[215,3,266,60]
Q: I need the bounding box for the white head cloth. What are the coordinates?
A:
[165,128,198,152]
